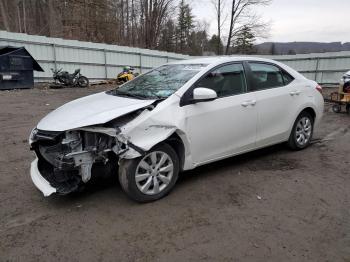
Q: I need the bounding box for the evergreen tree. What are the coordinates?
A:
[177,0,194,52]
[233,26,256,54]
[188,30,209,56]
[158,19,177,53]
[208,34,224,55]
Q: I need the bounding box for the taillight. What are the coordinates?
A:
[316,84,322,94]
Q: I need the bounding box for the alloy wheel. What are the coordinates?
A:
[135,151,174,195]
[295,116,312,146]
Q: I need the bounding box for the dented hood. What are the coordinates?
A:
[37,92,156,131]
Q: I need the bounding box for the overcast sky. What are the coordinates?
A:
[191,0,349,43]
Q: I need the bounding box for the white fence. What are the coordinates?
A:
[1,31,350,84]
[0,31,189,81]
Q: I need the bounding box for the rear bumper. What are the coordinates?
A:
[30,158,56,197]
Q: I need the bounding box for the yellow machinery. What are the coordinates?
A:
[117,66,138,84]
[326,71,350,114]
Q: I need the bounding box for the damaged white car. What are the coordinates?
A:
[29,57,324,202]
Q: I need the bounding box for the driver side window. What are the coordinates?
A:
[195,63,247,97]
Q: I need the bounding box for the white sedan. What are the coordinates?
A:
[29,57,324,202]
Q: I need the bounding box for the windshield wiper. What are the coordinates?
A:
[111,90,148,100]
[147,91,165,100]
[108,89,167,100]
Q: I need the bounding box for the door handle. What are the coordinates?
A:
[241,100,256,107]
[290,90,301,96]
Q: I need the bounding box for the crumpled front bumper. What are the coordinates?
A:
[30,158,56,196]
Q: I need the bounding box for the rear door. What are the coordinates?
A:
[246,62,302,147]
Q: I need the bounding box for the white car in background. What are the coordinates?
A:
[29,57,324,202]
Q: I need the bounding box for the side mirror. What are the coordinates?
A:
[192,87,217,103]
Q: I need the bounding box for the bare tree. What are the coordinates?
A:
[22,0,26,33]
[211,0,227,55]
[0,0,230,56]
[139,0,175,49]
[0,0,10,31]
[225,0,270,55]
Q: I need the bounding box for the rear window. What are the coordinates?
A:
[249,63,284,91]
[282,70,294,85]
[248,63,295,91]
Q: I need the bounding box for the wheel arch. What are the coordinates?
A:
[287,106,317,140]
[299,107,316,121]
[161,133,186,171]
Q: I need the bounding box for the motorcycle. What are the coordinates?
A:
[51,68,89,88]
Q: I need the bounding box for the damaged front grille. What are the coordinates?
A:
[31,129,119,195]
[31,129,63,144]
[37,156,81,195]
[38,142,76,170]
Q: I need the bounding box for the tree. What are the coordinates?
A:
[0,0,270,56]
[225,0,271,55]
[188,30,209,56]
[208,34,224,55]
[211,0,226,55]
[139,0,175,49]
[158,19,177,52]
[0,0,10,31]
[177,0,194,52]
[233,25,255,54]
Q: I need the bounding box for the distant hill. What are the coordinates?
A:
[255,42,350,55]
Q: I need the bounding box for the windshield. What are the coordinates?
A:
[107,64,208,99]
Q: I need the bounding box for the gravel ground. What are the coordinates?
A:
[0,85,349,262]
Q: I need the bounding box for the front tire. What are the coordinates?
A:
[288,111,314,150]
[118,143,179,202]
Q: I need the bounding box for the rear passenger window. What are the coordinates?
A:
[282,70,294,85]
[248,63,285,91]
[195,63,246,97]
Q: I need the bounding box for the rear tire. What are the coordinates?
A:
[332,104,341,113]
[288,111,314,150]
[118,143,179,202]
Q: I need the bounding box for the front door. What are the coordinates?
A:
[183,63,258,165]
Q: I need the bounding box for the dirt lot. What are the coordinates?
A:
[0,85,349,262]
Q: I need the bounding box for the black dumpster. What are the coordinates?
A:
[0,46,44,90]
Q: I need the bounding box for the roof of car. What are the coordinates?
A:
[168,55,306,81]
[169,56,279,65]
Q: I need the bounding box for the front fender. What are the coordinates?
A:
[124,126,194,170]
